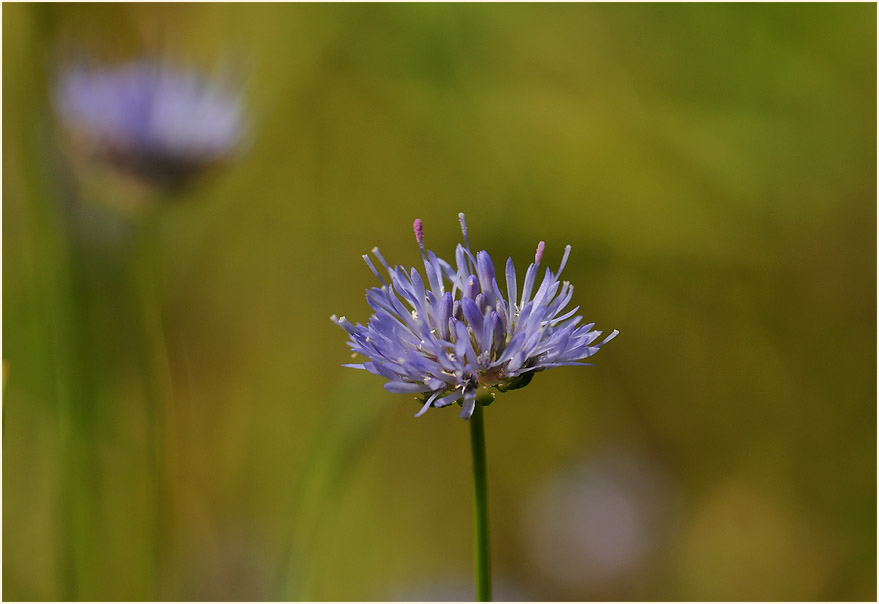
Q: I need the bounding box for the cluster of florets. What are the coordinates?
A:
[54,59,245,189]
[332,214,617,419]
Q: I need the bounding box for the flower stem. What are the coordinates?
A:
[133,218,176,599]
[469,404,492,602]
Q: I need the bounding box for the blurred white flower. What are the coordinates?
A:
[523,447,677,592]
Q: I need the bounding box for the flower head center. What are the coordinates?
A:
[477,366,506,387]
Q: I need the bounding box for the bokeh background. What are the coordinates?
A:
[3,3,876,601]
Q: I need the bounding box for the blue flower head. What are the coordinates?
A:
[332,214,618,420]
[54,59,245,190]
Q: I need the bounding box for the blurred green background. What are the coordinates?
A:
[3,3,876,601]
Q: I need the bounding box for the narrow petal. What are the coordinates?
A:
[505,257,517,316]
[476,251,497,301]
[482,310,496,364]
[438,291,454,339]
[414,390,442,417]
[459,390,477,419]
[600,329,620,345]
[433,390,463,408]
[464,274,480,300]
[520,262,538,308]
[490,311,505,358]
[362,254,386,285]
[556,244,572,278]
[461,297,485,336]
[454,319,479,368]
[384,381,431,394]
[371,247,392,277]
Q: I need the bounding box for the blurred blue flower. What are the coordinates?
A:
[332,214,618,419]
[54,59,245,189]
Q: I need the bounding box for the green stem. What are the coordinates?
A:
[132,218,174,600]
[469,404,492,602]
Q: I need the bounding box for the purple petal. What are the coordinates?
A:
[384,381,431,394]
